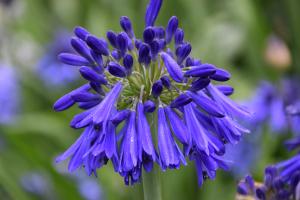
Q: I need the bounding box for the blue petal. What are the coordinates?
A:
[189,77,210,92]
[108,62,127,78]
[110,109,131,125]
[186,91,225,118]
[137,103,157,162]
[68,137,90,172]
[184,64,216,77]
[70,107,96,128]
[58,53,93,66]
[106,30,118,49]
[116,32,128,57]
[71,37,94,63]
[104,121,119,161]
[165,16,178,45]
[161,52,183,82]
[194,155,204,188]
[143,27,155,45]
[183,104,209,154]
[55,125,92,163]
[54,83,91,111]
[209,68,231,82]
[174,28,184,48]
[120,16,135,39]
[152,80,163,99]
[74,27,90,42]
[138,43,150,63]
[164,105,190,146]
[144,100,156,113]
[170,93,192,108]
[78,101,101,110]
[79,66,108,85]
[177,42,191,66]
[71,91,102,102]
[145,0,163,27]
[206,83,253,119]
[86,35,110,56]
[77,82,122,132]
[90,50,105,73]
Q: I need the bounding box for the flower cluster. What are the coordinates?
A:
[244,78,300,136]
[237,166,300,200]
[53,0,253,187]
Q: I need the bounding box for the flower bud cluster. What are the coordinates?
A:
[53,0,253,187]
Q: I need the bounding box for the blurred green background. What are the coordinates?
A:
[0,0,299,199]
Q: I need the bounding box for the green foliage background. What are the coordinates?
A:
[1,0,299,199]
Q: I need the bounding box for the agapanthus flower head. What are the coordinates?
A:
[53,0,252,187]
[244,78,300,136]
[36,30,80,86]
[237,166,300,200]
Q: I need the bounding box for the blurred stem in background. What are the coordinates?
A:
[144,110,162,200]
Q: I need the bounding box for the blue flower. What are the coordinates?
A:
[223,136,260,179]
[78,179,106,200]
[0,66,20,125]
[53,0,252,187]
[193,151,232,188]
[120,16,135,39]
[277,137,300,183]
[145,0,163,27]
[36,31,80,87]
[237,166,300,200]
[157,104,187,171]
[242,79,300,137]
[137,99,158,171]
[165,16,178,45]
[20,171,53,198]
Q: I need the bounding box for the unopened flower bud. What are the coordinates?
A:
[120,16,135,39]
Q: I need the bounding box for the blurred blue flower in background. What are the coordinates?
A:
[20,170,55,199]
[223,135,260,179]
[244,78,300,136]
[244,81,286,135]
[78,179,106,200]
[36,30,79,87]
[0,65,20,125]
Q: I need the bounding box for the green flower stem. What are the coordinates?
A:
[141,66,148,91]
[103,71,114,83]
[143,109,162,200]
[128,76,141,89]
[146,69,151,92]
[102,85,110,93]
[108,54,118,63]
[127,77,138,93]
